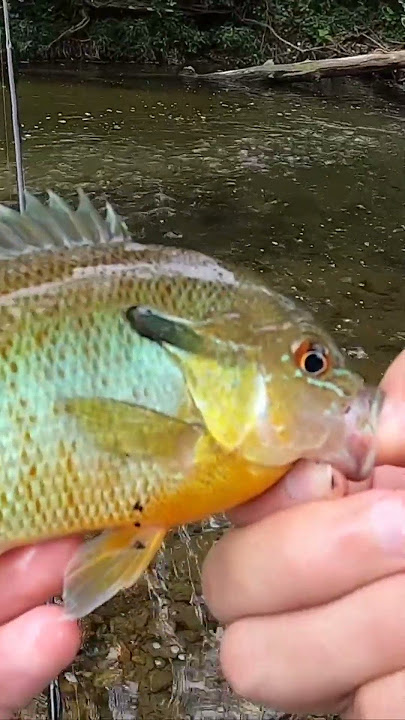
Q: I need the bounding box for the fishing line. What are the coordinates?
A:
[1,0,25,211]
[0,27,11,179]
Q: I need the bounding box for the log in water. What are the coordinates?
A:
[183,49,405,85]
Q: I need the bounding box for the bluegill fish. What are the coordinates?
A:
[0,190,383,619]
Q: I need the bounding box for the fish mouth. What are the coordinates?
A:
[318,385,385,482]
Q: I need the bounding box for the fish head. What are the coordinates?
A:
[240,303,384,481]
[126,298,383,483]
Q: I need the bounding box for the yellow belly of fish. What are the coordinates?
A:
[143,439,291,528]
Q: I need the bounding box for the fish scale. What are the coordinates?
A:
[0,189,381,619]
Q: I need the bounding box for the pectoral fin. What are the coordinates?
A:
[125,306,265,452]
[64,398,204,470]
[63,525,166,619]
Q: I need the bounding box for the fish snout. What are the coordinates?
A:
[335,385,385,481]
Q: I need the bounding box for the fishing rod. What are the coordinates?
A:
[1,4,63,719]
[2,0,25,210]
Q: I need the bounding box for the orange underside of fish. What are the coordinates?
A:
[144,453,291,529]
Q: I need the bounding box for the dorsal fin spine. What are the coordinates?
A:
[0,188,130,260]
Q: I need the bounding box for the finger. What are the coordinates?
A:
[373,349,405,466]
[203,489,405,623]
[220,572,405,715]
[376,395,405,467]
[0,604,80,718]
[228,460,347,527]
[345,669,405,720]
[372,465,405,490]
[0,537,80,624]
[344,464,405,497]
[380,348,405,400]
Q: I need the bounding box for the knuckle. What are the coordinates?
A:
[220,621,258,701]
[200,546,222,619]
[201,532,237,621]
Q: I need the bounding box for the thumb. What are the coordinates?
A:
[228,459,347,527]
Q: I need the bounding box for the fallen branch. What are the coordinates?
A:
[235,11,304,54]
[47,9,90,50]
[183,49,405,84]
[83,0,232,14]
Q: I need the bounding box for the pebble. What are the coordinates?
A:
[149,668,173,693]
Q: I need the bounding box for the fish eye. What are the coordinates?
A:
[292,340,330,377]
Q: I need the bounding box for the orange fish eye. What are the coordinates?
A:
[292,340,331,377]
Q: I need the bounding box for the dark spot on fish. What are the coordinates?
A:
[134,522,141,528]
[124,305,201,354]
[134,540,145,550]
[125,306,161,342]
[133,501,143,512]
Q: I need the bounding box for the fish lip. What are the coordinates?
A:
[304,385,385,482]
[336,385,385,481]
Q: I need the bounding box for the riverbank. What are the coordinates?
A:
[8,0,405,76]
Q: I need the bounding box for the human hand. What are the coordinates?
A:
[0,538,81,718]
[202,350,405,719]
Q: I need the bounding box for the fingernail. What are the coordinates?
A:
[285,459,334,501]
[369,496,405,553]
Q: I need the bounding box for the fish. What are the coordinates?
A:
[0,188,383,620]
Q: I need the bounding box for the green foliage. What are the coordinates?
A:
[87,16,208,63]
[211,24,261,64]
[4,1,72,61]
[272,0,405,46]
[4,0,405,65]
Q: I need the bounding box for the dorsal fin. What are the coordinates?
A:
[0,188,130,259]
